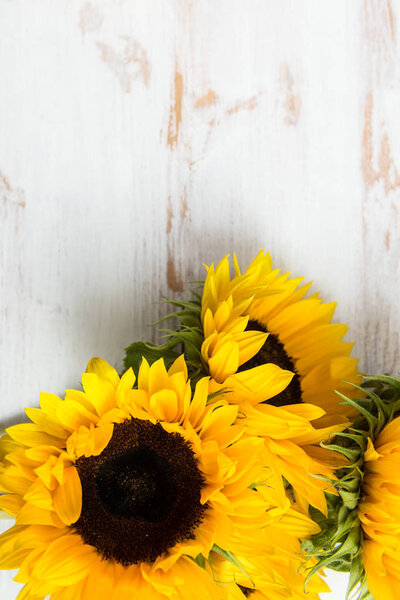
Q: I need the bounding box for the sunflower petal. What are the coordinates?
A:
[53,467,82,525]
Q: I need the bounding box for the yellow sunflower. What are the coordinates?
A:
[0,355,278,600]
[201,250,361,419]
[199,251,358,514]
[358,418,400,600]
[301,376,400,600]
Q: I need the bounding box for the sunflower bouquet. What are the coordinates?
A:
[0,250,397,600]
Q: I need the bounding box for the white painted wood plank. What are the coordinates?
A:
[0,1,399,597]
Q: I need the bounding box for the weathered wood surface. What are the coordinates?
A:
[1,1,399,597]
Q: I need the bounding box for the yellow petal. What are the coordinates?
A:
[81,374,116,417]
[116,368,136,406]
[168,355,188,379]
[213,300,232,331]
[225,364,293,405]
[279,507,321,537]
[85,357,120,388]
[32,534,96,585]
[23,479,54,511]
[208,340,239,383]
[6,424,64,449]
[148,359,171,395]
[56,400,98,432]
[149,389,179,422]
[0,493,23,515]
[213,255,231,297]
[92,423,113,456]
[34,455,61,490]
[236,330,268,366]
[137,357,150,391]
[0,547,30,570]
[39,392,64,419]
[25,445,61,463]
[16,503,63,527]
[24,408,68,439]
[203,308,216,338]
[282,402,326,422]
[53,467,82,525]
[83,561,116,599]
[66,423,112,459]
[365,437,383,462]
[0,468,31,495]
[200,404,238,441]
[185,377,209,428]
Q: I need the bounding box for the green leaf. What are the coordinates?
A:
[365,375,400,393]
[123,340,180,376]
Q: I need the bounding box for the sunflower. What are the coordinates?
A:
[200,252,357,513]
[302,376,400,600]
[358,417,400,600]
[0,355,280,600]
[201,251,361,419]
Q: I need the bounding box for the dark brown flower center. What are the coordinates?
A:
[238,585,256,597]
[238,319,302,406]
[74,419,205,565]
[95,446,176,522]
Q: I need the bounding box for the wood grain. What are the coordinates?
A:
[0,1,399,597]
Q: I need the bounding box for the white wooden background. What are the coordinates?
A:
[1,1,400,598]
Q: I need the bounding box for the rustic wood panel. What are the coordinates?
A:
[1,1,399,597]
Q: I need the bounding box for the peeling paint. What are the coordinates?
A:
[378,133,400,194]
[0,171,11,193]
[195,89,217,108]
[201,118,217,153]
[364,0,396,44]
[363,0,397,84]
[167,253,184,292]
[167,66,183,148]
[96,38,150,93]
[180,190,188,220]
[0,171,26,213]
[362,92,400,194]
[166,197,173,233]
[280,63,301,126]
[387,0,396,40]
[0,169,26,274]
[362,91,375,188]
[227,96,258,115]
[79,2,103,35]
[385,229,391,249]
